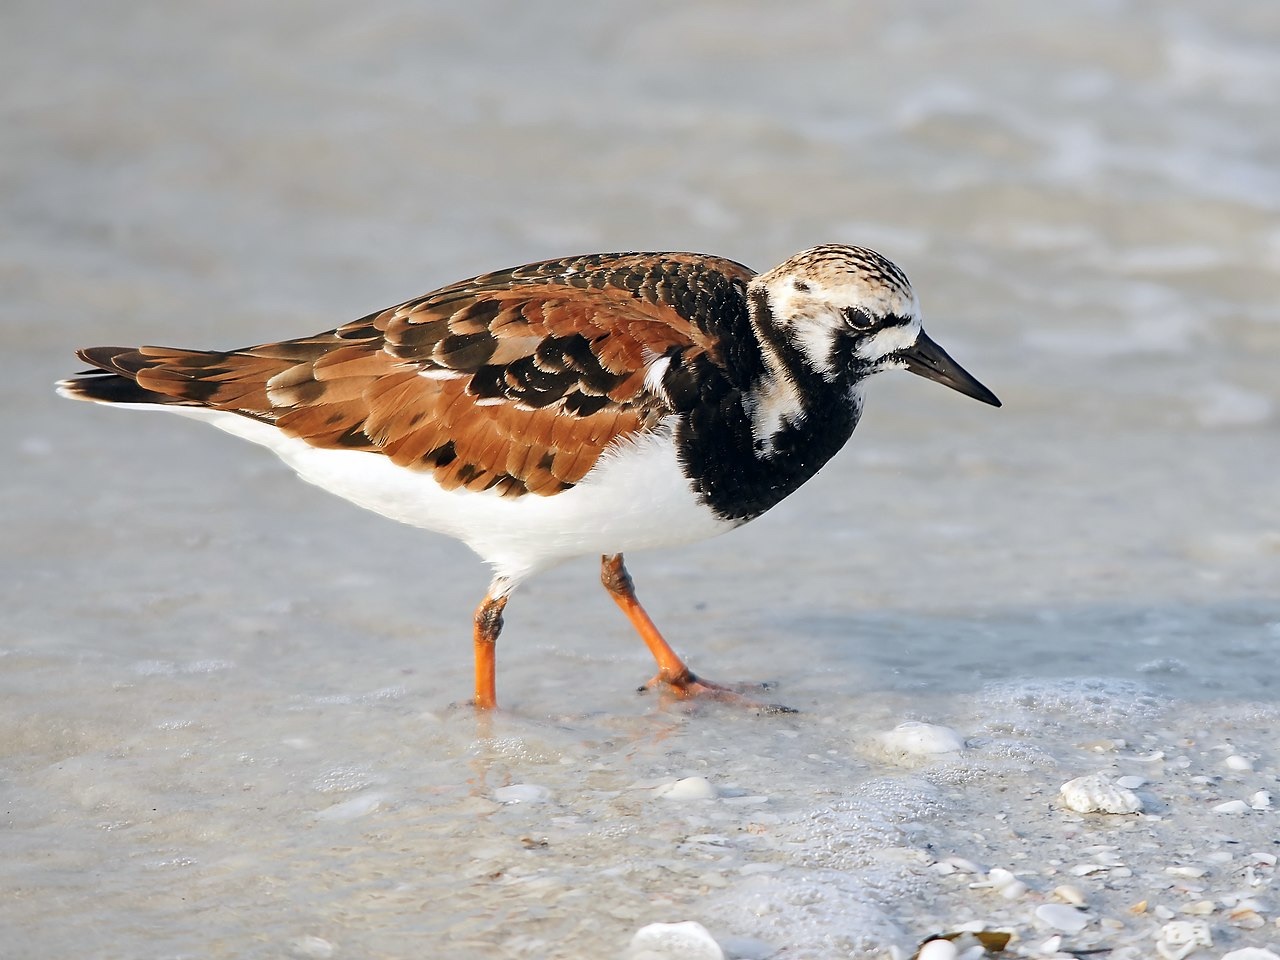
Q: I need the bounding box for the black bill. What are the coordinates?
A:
[898,331,1001,407]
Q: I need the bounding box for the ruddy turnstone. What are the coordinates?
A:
[59,244,1000,710]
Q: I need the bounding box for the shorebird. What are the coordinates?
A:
[59,244,1000,710]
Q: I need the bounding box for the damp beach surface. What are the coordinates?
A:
[4,2,1279,958]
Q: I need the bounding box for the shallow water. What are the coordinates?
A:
[4,1,1279,957]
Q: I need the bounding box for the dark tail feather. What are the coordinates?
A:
[57,346,202,406]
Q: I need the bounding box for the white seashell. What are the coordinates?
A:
[1069,863,1108,876]
[943,856,984,875]
[1035,903,1089,934]
[987,868,1017,887]
[1081,738,1123,752]
[492,783,552,804]
[1164,866,1206,878]
[1250,789,1272,809]
[1221,948,1280,959]
[1115,775,1146,789]
[1052,884,1086,906]
[1226,907,1265,929]
[917,940,959,960]
[654,777,719,800]
[289,937,337,959]
[1213,799,1251,814]
[627,921,725,960]
[879,721,966,755]
[1154,920,1212,960]
[1225,754,1254,771]
[1059,774,1144,814]
[999,880,1028,900]
[314,792,386,821]
[1091,850,1127,866]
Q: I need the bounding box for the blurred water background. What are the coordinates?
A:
[4,2,1278,957]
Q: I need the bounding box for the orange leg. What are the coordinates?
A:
[599,553,794,711]
[472,592,508,710]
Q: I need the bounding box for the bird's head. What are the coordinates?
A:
[750,244,1001,407]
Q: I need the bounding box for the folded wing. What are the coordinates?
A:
[63,252,755,497]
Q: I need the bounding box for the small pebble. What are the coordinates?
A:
[1165,866,1206,879]
[1213,799,1251,814]
[1225,755,1255,772]
[627,921,724,960]
[654,777,719,800]
[1221,949,1280,960]
[1250,790,1272,810]
[1034,903,1088,934]
[715,936,774,960]
[879,721,966,755]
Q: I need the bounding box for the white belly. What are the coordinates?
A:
[163,408,735,584]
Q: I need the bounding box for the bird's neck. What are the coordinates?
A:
[675,290,864,523]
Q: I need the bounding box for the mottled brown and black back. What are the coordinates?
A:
[63,252,755,497]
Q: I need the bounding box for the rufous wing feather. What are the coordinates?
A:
[61,252,755,497]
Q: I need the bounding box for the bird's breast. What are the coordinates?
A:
[673,381,860,524]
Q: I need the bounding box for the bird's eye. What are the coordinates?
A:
[841,306,877,330]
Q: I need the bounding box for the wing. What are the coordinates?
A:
[70,252,755,497]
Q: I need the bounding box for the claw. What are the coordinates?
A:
[639,670,796,713]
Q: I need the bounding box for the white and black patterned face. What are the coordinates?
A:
[752,244,1000,406]
[751,244,922,377]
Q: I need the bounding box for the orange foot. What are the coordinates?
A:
[639,670,797,714]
